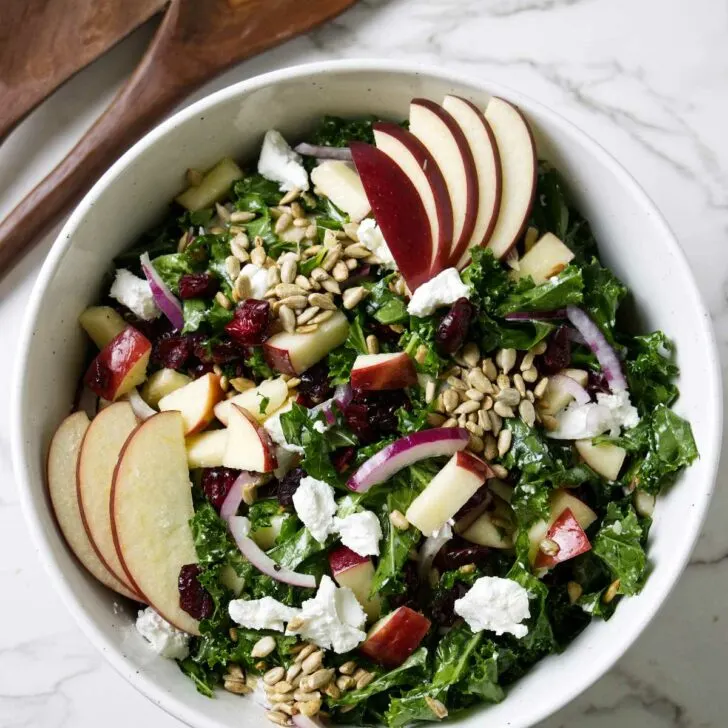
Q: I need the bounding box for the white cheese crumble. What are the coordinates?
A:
[454,576,531,638]
[135,607,189,659]
[240,263,270,300]
[258,130,309,192]
[228,596,300,632]
[357,218,398,271]
[334,510,383,557]
[407,268,471,317]
[110,269,160,321]
[286,575,366,653]
[547,390,639,441]
[292,476,338,543]
[264,407,304,455]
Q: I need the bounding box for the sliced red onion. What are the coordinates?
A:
[310,398,336,426]
[227,516,317,589]
[417,522,453,581]
[220,472,257,522]
[549,374,591,406]
[334,384,353,409]
[126,388,156,420]
[566,306,626,391]
[292,715,328,728]
[140,252,184,331]
[504,309,567,322]
[347,427,470,493]
[294,142,353,161]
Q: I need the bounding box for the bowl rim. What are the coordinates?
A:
[11,58,722,728]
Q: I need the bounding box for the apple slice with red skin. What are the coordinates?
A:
[359,606,431,667]
[350,141,436,291]
[77,401,142,598]
[141,368,191,408]
[223,404,277,473]
[441,95,502,268]
[484,97,537,259]
[405,450,493,536]
[371,124,453,274]
[534,508,592,569]
[409,99,478,268]
[84,326,152,401]
[350,352,417,391]
[186,429,228,469]
[78,306,128,349]
[158,372,224,435]
[264,310,349,376]
[329,545,381,622]
[48,411,138,600]
[111,411,200,634]
[214,377,288,425]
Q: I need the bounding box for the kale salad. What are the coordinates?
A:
[57,96,698,728]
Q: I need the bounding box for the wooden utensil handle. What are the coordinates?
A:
[0,4,190,276]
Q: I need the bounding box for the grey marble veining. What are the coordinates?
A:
[1,0,727,726]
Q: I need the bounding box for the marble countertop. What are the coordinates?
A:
[1,0,727,726]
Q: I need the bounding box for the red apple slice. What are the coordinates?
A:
[223,404,277,473]
[158,372,224,435]
[350,141,438,290]
[78,306,128,349]
[310,161,371,222]
[83,326,152,401]
[48,412,138,600]
[350,352,417,391]
[141,368,191,408]
[371,123,453,274]
[442,95,502,268]
[484,97,537,259]
[329,545,381,622]
[111,411,200,634]
[359,606,431,667]
[264,310,349,376]
[77,401,141,597]
[214,377,288,426]
[405,451,493,535]
[409,99,478,268]
[534,508,592,569]
[186,429,228,469]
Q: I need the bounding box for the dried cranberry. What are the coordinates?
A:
[343,389,410,444]
[430,581,470,627]
[152,332,192,370]
[540,326,572,374]
[436,298,475,354]
[297,362,333,407]
[388,561,421,611]
[278,467,304,509]
[587,369,611,397]
[342,402,373,442]
[178,564,214,620]
[368,321,402,345]
[189,360,214,379]
[178,273,219,300]
[332,447,356,473]
[209,338,245,365]
[201,467,240,510]
[433,537,490,571]
[225,299,271,346]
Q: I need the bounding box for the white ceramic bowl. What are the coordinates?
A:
[12,60,721,728]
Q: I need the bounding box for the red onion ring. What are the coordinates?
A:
[549,374,591,406]
[417,523,453,582]
[140,252,184,331]
[294,143,353,161]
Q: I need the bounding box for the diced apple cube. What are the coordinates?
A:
[310,161,371,222]
[186,429,228,469]
[329,545,381,622]
[176,157,243,212]
[350,352,417,391]
[223,405,277,473]
[538,368,589,416]
[512,232,575,284]
[359,606,431,667]
[78,306,128,349]
[141,368,191,408]
[575,439,627,481]
[214,377,288,425]
[158,372,224,435]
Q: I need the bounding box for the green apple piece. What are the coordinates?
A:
[575,439,627,481]
[512,232,575,284]
[176,158,243,212]
[79,306,128,349]
[250,514,287,550]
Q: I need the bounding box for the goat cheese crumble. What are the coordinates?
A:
[286,575,366,653]
[454,576,531,638]
[110,269,160,321]
[228,596,300,632]
[407,268,471,317]
[334,510,383,557]
[548,389,639,440]
[292,476,337,543]
[135,607,190,659]
[258,130,309,192]
[357,218,398,271]
[239,263,270,300]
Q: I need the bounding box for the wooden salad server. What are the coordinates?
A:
[0,0,356,278]
[0,0,168,142]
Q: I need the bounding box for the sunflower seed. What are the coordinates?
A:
[303,245,322,258]
[342,243,370,259]
[271,703,296,717]
[496,374,510,390]
[534,377,549,399]
[482,357,498,381]
[390,510,410,530]
[297,307,320,325]
[467,368,492,394]
[496,387,520,407]
[250,246,267,266]
[442,417,458,428]
[310,310,334,325]
[297,700,322,717]
[366,334,380,355]
[427,413,446,427]
[231,209,256,223]
[447,375,467,391]
[522,366,538,383]
[492,464,509,478]
[336,675,356,690]
[224,679,252,694]
[481,395,493,411]
[332,260,350,282]
[286,664,302,682]
[301,650,324,675]
[425,696,448,720]
[293,689,321,702]
[279,305,296,333]
[513,373,526,397]
[519,399,536,427]
[280,259,298,284]
[496,348,517,374]
[234,275,252,301]
[275,213,293,234]
[264,666,286,685]
[425,379,436,404]
[483,434,498,460]
[324,682,341,700]
[266,266,281,288]
[462,342,480,367]
[488,410,503,436]
[465,388,485,402]
[294,275,312,290]
[520,351,535,371]
[494,401,515,418]
[443,390,460,413]
[322,245,342,271]
[266,711,291,725]
[454,400,480,415]
[304,224,317,239]
[465,422,484,437]
[342,286,367,309]
[275,283,306,298]
[539,538,560,556]
[302,669,335,691]
[308,292,337,310]
[346,257,358,270]
[497,429,513,457]
[296,324,319,333]
[356,672,374,690]
[531,340,548,356]
[215,291,232,310]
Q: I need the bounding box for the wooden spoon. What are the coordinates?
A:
[0,0,168,142]
[0,0,356,278]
